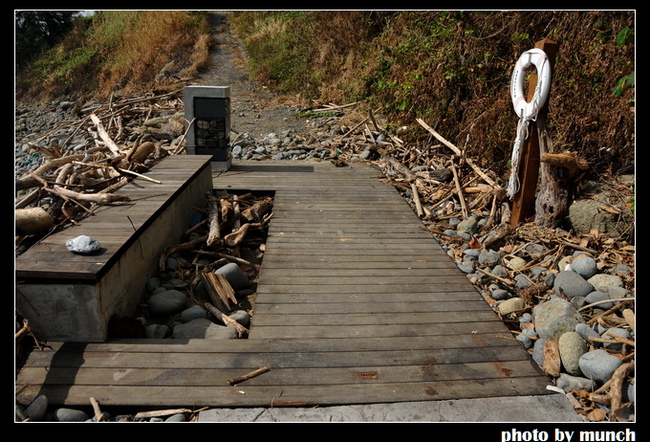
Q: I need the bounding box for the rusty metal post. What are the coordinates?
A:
[510,38,558,226]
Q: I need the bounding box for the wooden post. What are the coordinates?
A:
[509,38,558,226]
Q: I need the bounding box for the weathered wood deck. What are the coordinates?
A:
[16,160,551,410]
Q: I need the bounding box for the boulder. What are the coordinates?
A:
[532,296,584,340]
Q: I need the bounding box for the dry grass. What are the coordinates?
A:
[16,11,211,101]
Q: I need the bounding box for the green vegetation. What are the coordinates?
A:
[16,10,634,179]
[231,10,635,177]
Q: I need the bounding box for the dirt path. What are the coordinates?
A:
[194,12,312,139]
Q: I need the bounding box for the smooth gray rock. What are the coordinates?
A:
[517,333,533,349]
[145,323,169,339]
[514,274,532,289]
[457,262,475,274]
[165,413,187,422]
[24,395,48,421]
[578,349,623,384]
[148,290,187,316]
[575,323,602,347]
[172,318,238,339]
[524,243,545,257]
[478,248,500,266]
[491,289,510,300]
[585,290,614,310]
[570,257,598,279]
[181,305,208,323]
[229,310,251,327]
[543,272,555,287]
[532,338,547,366]
[65,235,101,254]
[53,408,90,422]
[553,271,594,298]
[532,296,584,340]
[215,263,250,290]
[556,373,596,393]
[456,213,479,234]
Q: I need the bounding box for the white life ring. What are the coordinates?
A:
[510,48,551,120]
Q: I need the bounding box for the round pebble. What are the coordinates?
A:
[148,290,187,316]
[491,289,510,300]
[571,256,598,279]
[172,318,238,339]
[553,271,594,298]
[558,331,588,376]
[497,297,525,315]
[505,256,527,271]
[229,310,251,327]
[516,333,533,349]
[532,338,547,366]
[53,407,90,422]
[145,323,169,339]
[181,305,208,323]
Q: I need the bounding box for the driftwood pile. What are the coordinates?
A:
[15,90,188,256]
[156,189,274,321]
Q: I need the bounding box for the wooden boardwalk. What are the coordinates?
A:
[16,160,551,409]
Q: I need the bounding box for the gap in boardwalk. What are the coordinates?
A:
[108,188,275,341]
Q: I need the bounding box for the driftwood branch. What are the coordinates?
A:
[416,118,499,188]
[201,272,237,312]
[204,302,249,338]
[227,366,270,385]
[590,362,634,422]
[206,193,221,247]
[90,114,121,155]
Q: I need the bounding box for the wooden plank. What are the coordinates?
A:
[18,377,549,408]
[18,360,543,387]
[15,155,212,281]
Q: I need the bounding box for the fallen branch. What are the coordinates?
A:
[89,397,107,422]
[227,366,270,386]
[206,193,221,247]
[133,408,194,420]
[589,362,634,422]
[204,302,249,338]
[159,234,208,271]
[52,184,131,205]
[416,118,499,188]
[90,114,121,155]
[450,164,468,219]
[410,182,424,217]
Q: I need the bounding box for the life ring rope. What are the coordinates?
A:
[507,48,552,198]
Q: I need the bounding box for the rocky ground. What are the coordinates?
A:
[15,12,635,423]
